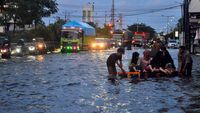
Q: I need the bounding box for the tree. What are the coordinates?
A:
[128,23,156,39]
[96,24,112,38]
[47,19,65,42]
[1,0,58,31]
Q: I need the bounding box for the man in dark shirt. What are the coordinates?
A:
[106,48,125,83]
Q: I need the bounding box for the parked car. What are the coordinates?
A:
[167,39,179,49]
[0,36,11,59]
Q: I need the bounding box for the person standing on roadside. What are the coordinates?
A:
[178,46,193,77]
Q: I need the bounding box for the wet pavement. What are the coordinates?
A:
[0,48,200,113]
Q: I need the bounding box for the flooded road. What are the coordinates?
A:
[0,48,199,113]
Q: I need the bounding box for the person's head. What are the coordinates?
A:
[156,38,161,43]
[117,47,125,55]
[131,52,140,64]
[166,63,173,68]
[143,50,150,59]
[161,46,167,51]
[179,46,186,53]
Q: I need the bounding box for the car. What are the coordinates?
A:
[167,40,179,49]
[0,36,11,59]
[90,38,110,50]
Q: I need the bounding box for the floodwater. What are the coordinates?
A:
[0,48,199,113]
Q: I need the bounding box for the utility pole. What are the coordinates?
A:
[161,15,174,34]
[64,11,77,22]
[111,0,115,30]
[105,11,107,25]
[119,14,123,30]
[183,0,190,51]
[137,18,139,32]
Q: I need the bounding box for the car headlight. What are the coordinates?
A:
[92,43,96,48]
[99,43,104,48]
[118,42,122,46]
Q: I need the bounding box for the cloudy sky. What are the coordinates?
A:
[43,0,183,33]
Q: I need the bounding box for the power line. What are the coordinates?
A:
[122,5,181,17]
[53,5,180,19]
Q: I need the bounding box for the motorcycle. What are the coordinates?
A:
[1,43,11,59]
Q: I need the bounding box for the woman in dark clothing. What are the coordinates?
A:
[129,52,140,72]
[150,51,165,78]
[161,46,176,69]
[129,52,141,82]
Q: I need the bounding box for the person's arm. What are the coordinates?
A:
[116,60,122,68]
[159,67,167,74]
[117,60,126,72]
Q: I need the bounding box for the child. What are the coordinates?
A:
[106,48,126,83]
[129,52,141,82]
[140,50,153,79]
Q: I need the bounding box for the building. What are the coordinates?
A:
[189,0,200,52]
[82,3,94,23]
[189,0,200,39]
[0,3,5,33]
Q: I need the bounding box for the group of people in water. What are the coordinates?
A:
[106,39,193,83]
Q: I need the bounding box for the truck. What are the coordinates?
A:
[132,32,149,47]
[60,28,81,53]
[60,21,96,53]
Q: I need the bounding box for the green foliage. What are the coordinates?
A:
[96,24,112,38]
[47,19,65,42]
[1,0,58,30]
[128,23,156,39]
[9,19,64,43]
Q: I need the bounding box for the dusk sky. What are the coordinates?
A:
[43,0,183,33]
